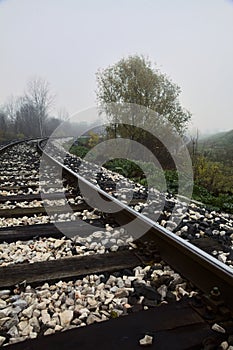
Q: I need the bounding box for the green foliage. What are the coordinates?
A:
[110,311,119,318]
[77,136,89,146]
[70,145,89,158]
[16,133,25,139]
[104,159,144,178]
[193,155,233,195]
[103,159,179,194]
[163,170,179,194]
[70,141,233,214]
[88,132,99,148]
[96,55,191,136]
[103,157,233,213]
[191,155,233,213]
[193,185,233,212]
[185,130,232,213]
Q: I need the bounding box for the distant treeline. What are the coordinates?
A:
[0,78,65,141]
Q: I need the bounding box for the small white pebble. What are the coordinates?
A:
[220,341,228,350]
[139,334,153,346]
[0,336,6,346]
[211,323,225,333]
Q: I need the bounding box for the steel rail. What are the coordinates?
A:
[37,139,233,310]
[0,138,231,349]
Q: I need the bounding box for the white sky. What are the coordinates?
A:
[0,0,233,134]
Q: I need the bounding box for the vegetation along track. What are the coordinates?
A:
[0,138,232,349]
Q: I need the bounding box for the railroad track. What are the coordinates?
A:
[0,138,232,349]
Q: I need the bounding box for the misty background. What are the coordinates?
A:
[0,0,233,135]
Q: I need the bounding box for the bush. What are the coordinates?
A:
[194,156,233,195]
[104,159,145,179]
[69,149,233,214]
[88,132,99,148]
[193,184,233,213]
[70,145,89,158]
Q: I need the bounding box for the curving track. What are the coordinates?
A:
[0,138,232,349]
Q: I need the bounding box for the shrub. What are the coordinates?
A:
[70,145,89,158]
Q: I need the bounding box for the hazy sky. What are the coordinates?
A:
[0,0,233,134]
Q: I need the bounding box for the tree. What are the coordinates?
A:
[3,95,20,122]
[15,100,39,137]
[96,55,191,136]
[45,117,62,135]
[25,78,54,137]
[0,110,7,140]
[57,107,69,121]
[0,78,60,140]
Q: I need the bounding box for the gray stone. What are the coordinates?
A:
[29,317,40,333]
[11,306,22,316]
[44,328,55,336]
[157,284,167,300]
[41,310,51,324]
[0,317,11,328]
[59,310,73,327]
[0,298,7,309]
[106,275,116,285]
[87,297,97,305]
[7,325,19,337]
[30,332,38,339]
[9,336,27,344]
[115,289,128,298]
[0,306,12,317]
[9,295,21,302]
[110,286,119,293]
[220,341,228,350]
[218,253,227,264]
[139,334,153,346]
[18,320,28,331]
[36,302,47,310]
[0,290,11,298]
[33,309,41,318]
[110,245,118,252]
[13,299,28,310]
[66,298,74,306]
[55,324,63,331]
[47,320,57,329]
[86,313,101,325]
[54,240,65,249]
[72,318,82,326]
[22,305,34,318]
[211,323,225,333]
[0,336,6,346]
[124,278,132,288]
[21,324,33,336]
[117,278,124,288]
[2,316,19,330]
